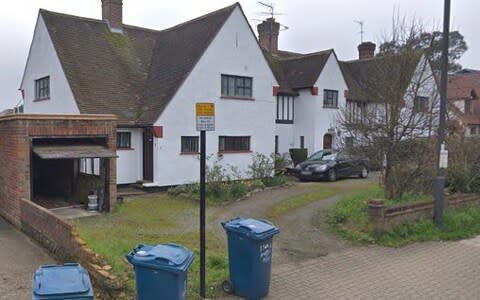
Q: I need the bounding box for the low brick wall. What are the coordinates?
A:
[368,193,480,233]
[19,199,125,298]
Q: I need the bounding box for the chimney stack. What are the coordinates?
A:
[257,18,280,52]
[358,42,376,59]
[102,0,123,32]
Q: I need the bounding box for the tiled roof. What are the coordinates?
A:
[266,49,333,93]
[41,3,238,125]
[447,71,480,101]
[340,52,423,102]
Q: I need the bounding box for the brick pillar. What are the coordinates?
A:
[368,199,385,234]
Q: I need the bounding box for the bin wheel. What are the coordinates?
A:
[222,280,234,294]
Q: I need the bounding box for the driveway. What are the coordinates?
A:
[0,217,55,300]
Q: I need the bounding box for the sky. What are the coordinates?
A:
[0,0,478,111]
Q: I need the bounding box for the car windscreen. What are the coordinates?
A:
[308,151,325,161]
[322,153,337,161]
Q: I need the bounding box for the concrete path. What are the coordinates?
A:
[221,237,480,299]
[0,217,55,300]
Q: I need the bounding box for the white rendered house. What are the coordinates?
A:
[21,1,278,186]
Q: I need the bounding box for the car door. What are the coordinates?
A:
[335,152,350,177]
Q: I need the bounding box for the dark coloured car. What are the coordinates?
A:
[294,151,368,181]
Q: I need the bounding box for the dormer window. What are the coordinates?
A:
[35,76,50,100]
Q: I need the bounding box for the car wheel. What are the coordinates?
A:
[328,169,337,181]
[359,166,368,178]
[222,280,234,294]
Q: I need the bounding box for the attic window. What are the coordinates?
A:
[34,76,50,100]
[323,89,338,108]
[221,75,253,98]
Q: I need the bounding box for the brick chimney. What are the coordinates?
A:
[257,18,280,52]
[102,0,123,32]
[358,42,376,59]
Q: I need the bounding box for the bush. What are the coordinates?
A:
[446,136,480,193]
[247,152,274,180]
[230,182,248,198]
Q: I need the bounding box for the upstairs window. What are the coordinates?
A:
[413,96,429,113]
[221,75,253,98]
[276,95,294,123]
[219,136,250,152]
[323,89,338,108]
[117,132,131,149]
[181,136,199,153]
[35,76,50,100]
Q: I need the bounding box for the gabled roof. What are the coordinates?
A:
[447,70,480,101]
[340,52,423,102]
[266,49,333,93]
[40,3,239,125]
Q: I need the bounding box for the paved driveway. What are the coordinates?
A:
[0,217,54,300]
[221,237,480,299]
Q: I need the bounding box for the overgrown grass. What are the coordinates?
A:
[266,188,336,220]
[75,193,227,299]
[328,186,480,247]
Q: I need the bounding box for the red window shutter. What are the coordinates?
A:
[311,86,318,95]
[152,126,163,138]
[273,86,280,96]
[344,90,350,98]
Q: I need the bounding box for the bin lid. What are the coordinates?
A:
[222,218,280,240]
[33,264,91,296]
[127,243,194,272]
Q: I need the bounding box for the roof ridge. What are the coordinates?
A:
[158,3,239,33]
[277,49,333,61]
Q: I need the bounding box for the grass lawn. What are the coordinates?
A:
[266,188,336,220]
[75,193,227,299]
[327,185,480,247]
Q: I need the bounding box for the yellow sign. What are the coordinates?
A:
[196,103,215,116]
[196,103,215,131]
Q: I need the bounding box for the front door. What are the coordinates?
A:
[323,134,333,150]
[143,128,154,182]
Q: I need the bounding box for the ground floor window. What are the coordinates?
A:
[117,132,131,149]
[181,136,199,153]
[219,136,250,152]
[79,158,100,176]
[300,136,305,149]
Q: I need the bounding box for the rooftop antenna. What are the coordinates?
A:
[256,2,288,30]
[354,20,365,43]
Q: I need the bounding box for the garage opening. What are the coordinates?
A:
[31,137,116,212]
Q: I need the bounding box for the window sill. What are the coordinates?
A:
[180,152,200,155]
[117,148,134,151]
[322,105,339,109]
[33,97,51,102]
[276,120,294,124]
[218,150,252,154]
[221,96,255,101]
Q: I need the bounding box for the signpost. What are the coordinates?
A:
[196,103,215,298]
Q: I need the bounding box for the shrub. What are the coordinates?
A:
[230,182,248,198]
[247,152,274,180]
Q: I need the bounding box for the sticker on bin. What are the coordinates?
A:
[259,241,272,263]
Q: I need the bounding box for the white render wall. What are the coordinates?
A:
[275,53,348,156]
[152,6,277,186]
[116,128,144,185]
[21,14,80,114]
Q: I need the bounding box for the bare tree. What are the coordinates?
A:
[339,18,440,199]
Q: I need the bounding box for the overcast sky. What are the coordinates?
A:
[0,0,478,111]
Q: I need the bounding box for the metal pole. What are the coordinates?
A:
[200,130,206,298]
[434,0,450,226]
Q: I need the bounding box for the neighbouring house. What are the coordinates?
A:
[258,18,348,155]
[0,109,13,116]
[20,1,278,186]
[339,42,440,145]
[447,69,480,136]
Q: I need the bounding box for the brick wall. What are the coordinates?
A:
[0,114,117,225]
[368,193,480,233]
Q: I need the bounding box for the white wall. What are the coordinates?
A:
[152,6,277,186]
[21,14,79,114]
[116,128,144,184]
[275,53,348,156]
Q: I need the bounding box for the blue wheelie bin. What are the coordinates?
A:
[126,243,194,300]
[222,217,280,300]
[31,263,94,300]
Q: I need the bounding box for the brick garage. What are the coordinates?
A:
[0,114,117,227]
